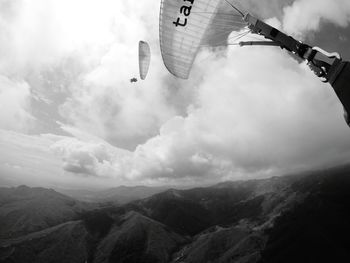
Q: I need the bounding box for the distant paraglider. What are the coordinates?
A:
[139,41,151,80]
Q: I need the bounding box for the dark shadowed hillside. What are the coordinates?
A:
[0,185,95,239]
[94,211,188,263]
[0,221,90,263]
[258,167,350,263]
[171,226,266,263]
[131,176,296,236]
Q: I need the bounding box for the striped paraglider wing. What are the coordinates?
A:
[159,0,222,79]
[139,41,151,80]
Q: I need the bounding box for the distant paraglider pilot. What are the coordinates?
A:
[130,77,138,83]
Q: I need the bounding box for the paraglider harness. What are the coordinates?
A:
[240,14,350,126]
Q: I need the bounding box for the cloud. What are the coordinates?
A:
[0,0,176,146]
[55,0,180,149]
[0,129,126,189]
[49,124,133,180]
[0,76,34,131]
[49,45,350,186]
[1,0,350,188]
[125,45,350,183]
[51,138,114,177]
[0,129,62,187]
[231,0,294,20]
[283,0,350,37]
[58,54,176,149]
[0,0,121,75]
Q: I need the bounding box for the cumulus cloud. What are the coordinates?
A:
[51,138,113,177]
[127,46,350,183]
[283,0,350,37]
[59,55,176,149]
[49,45,350,185]
[0,130,125,189]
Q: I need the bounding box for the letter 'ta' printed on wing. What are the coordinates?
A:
[173,0,195,27]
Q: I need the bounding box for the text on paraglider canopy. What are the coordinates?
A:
[173,0,194,27]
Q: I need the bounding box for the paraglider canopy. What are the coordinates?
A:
[159,0,224,79]
[159,0,247,79]
[139,41,151,80]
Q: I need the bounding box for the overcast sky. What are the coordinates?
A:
[0,0,350,189]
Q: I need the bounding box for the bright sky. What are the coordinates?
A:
[1,0,350,189]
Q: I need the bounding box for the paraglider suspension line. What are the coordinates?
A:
[224,0,245,18]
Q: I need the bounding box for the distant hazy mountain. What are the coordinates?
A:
[1,164,350,263]
[58,185,169,204]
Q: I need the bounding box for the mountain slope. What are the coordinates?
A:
[131,176,297,236]
[94,211,188,263]
[258,168,350,263]
[58,185,169,204]
[0,221,90,263]
[0,185,95,239]
[171,226,266,263]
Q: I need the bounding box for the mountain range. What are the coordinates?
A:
[0,164,350,262]
[57,185,169,205]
